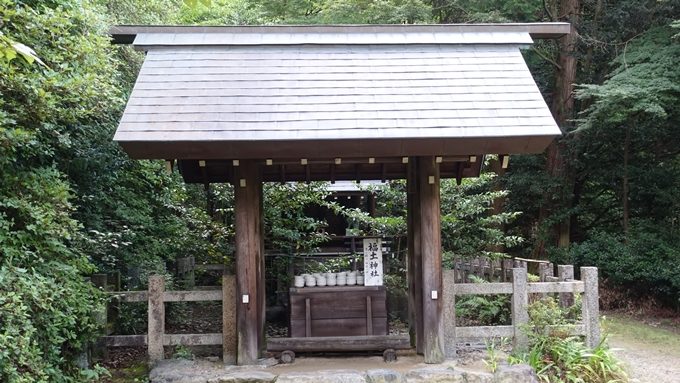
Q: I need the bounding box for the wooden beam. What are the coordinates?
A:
[266,335,411,352]
[418,156,444,363]
[233,160,264,365]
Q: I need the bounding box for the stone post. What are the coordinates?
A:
[222,274,237,364]
[581,267,601,348]
[558,265,574,308]
[148,275,165,364]
[443,269,456,359]
[511,268,529,351]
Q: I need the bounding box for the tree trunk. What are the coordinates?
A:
[623,126,631,238]
[532,0,580,259]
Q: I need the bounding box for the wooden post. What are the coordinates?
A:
[512,268,529,351]
[418,156,444,363]
[406,158,423,352]
[581,267,601,348]
[558,265,574,308]
[258,181,267,355]
[222,274,237,364]
[234,160,264,365]
[148,275,165,364]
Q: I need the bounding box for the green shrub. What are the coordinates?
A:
[510,297,628,383]
[569,223,680,308]
[455,276,511,326]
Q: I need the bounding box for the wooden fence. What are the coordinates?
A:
[100,274,236,364]
[96,265,599,363]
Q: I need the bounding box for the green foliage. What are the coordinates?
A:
[569,224,680,307]
[177,0,264,25]
[455,276,511,326]
[0,266,106,383]
[263,183,332,254]
[510,297,627,383]
[441,172,524,259]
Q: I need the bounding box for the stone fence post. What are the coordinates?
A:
[511,268,528,350]
[148,275,165,364]
[581,267,600,348]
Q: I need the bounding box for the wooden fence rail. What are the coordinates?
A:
[96,265,598,364]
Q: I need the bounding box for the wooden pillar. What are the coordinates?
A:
[234,160,264,365]
[406,158,423,352]
[418,156,444,363]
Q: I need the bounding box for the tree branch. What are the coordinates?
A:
[531,46,562,71]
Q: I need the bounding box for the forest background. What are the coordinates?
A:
[0,0,679,381]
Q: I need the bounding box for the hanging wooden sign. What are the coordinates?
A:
[363,238,383,286]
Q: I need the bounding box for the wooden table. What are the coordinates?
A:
[289,286,387,337]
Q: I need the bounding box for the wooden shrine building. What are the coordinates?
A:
[111,23,568,364]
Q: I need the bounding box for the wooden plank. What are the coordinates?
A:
[289,286,385,293]
[366,296,373,335]
[103,335,148,347]
[527,282,584,293]
[289,290,387,320]
[454,283,513,295]
[163,290,222,302]
[163,333,222,346]
[290,318,387,338]
[305,298,311,337]
[267,335,410,352]
[234,160,263,365]
[418,156,444,363]
[148,275,165,363]
[455,326,514,338]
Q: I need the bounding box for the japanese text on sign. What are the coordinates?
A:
[363,238,383,286]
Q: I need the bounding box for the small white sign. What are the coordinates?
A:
[363,238,383,286]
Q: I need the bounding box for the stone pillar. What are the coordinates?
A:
[443,269,456,359]
[148,275,165,364]
[558,265,574,308]
[581,267,601,348]
[511,268,529,351]
[222,274,237,364]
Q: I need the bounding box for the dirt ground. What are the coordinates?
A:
[604,312,680,383]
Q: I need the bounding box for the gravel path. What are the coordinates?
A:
[606,314,680,383]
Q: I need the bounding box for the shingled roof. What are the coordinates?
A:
[112,24,566,161]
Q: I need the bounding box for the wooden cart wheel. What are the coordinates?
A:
[383,348,397,363]
[280,350,296,364]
